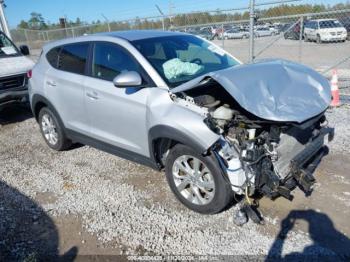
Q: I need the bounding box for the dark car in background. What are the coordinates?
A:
[284,21,304,40]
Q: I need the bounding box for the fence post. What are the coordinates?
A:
[23,29,29,46]
[221,23,224,48]
[249,0,255,63]
[298,16,304,63]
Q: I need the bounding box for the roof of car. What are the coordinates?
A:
[310,19,338,22]
[98,30,188,41]
[42,30,190,51]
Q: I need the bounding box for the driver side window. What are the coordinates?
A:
[91,42,140,81]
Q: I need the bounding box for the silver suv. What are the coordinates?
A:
[29,30,333,216]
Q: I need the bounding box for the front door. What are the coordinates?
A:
[84,42,152,156]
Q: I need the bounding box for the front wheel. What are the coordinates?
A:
[316,35,322,44]
[165,144,234,214]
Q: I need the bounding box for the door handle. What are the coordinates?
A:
[86,91,99,100]
[46,80,57,87]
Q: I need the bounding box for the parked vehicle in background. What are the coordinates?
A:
[0,31,34,109]
[268,25,279,35]
[304,19,347,43]
[343,22,350,40]
[221,28,249,39]
[29,30,333,218]
[196,30,213,40]
[284,21,304,40]
[254,27,274,37]
[339,17,350,40]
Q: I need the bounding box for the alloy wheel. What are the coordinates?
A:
[172,155,215,205]
[41,113,58,145]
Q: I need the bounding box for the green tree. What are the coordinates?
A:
[17,20,29,29]
[28,12,47,29]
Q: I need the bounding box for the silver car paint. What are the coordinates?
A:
[172,59,331,123]
[30,32,220,158]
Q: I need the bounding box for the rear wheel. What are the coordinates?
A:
[38,107,72,151]
[165,144,233,214]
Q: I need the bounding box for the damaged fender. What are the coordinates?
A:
[146,88,220,157]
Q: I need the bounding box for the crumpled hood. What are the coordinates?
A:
[0,56,34,78]
[172,59,331,123]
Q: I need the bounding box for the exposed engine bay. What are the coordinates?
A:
[172,79,334,203]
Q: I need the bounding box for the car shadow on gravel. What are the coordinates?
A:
[0,180,78,261]
[0,103,33,126]
[266,209,350,260]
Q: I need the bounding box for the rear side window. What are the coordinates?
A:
[58,43,89,75]
[46,47,61,68]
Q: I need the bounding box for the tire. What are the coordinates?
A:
[38,107,72,151]
[165,144,234,214]
[316,35,322,44]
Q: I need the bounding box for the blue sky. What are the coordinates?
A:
[3,0,344,28]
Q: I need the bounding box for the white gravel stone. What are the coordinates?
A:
[1,107,348,256]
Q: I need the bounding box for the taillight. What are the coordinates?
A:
[27,70,32,79]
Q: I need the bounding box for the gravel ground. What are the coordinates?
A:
[325,105,350,154]
[1,105,350,260]
[0,113,314,257]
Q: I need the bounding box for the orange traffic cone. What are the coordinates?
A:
[330,69,340,107]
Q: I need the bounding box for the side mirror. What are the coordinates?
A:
[113,71,142,88]
[19,45,30,56]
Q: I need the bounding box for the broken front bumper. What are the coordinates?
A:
[280,127,334,199]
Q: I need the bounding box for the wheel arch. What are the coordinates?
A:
[31,95,65,130]
[149,125,212,168]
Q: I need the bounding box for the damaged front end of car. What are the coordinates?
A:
[171,59,334,223]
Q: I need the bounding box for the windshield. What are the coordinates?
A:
[0,32,20,57]
[319,20,343,29]
[132,35,239,87]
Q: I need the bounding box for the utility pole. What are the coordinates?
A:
[168,1,175,28]
[249,0,255,63]
[155,5,165,31]
[101,13,111,32]
[0,0,11,39]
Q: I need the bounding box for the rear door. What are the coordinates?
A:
[44,42,90,134]
[310,21,318,40]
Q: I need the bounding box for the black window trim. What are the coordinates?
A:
[87,41,155,87]
[46,41,91,76]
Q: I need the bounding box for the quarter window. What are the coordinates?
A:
[91,42,140,81]
[58,43,89,74]
[46,47,61,68]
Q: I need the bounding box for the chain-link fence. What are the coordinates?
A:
[9,0,350,90]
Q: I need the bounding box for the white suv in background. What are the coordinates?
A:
[304,19,347,43]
